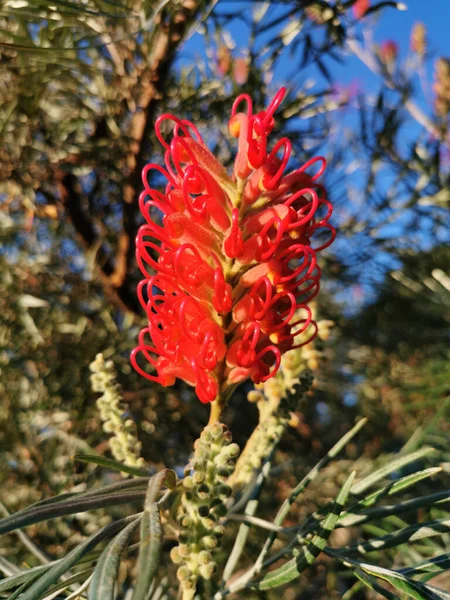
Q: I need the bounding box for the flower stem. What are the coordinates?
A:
[208,400,223,425]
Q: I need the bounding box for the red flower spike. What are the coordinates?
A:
[132,88,335,404]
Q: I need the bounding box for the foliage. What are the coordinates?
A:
[0,0,449,598]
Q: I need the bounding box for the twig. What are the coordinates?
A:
[346,38,443,141]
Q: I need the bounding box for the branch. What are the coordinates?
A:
[58,171,140,314]
[347,38,443,141]
[58,0,209,314]
[113,0,207,298]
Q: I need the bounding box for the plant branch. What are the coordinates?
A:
[347,38,443,141]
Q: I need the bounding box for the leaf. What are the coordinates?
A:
[131,505,163,600]
[0,564,48,594]
[74,454,151,478]
[275,419,367,526]
[131,473,169,600]
[350,468,442,511]
[338,518,450,555]
[353,568,400,600]
[31,568,93,600]
[17,515,140,600]
[256,472,355,590]
[18,476,149,514]
[351,448,436,496]
[338,489,450,528]
[400,554,450,577]
[328,550,450,600]
[88,519,141,600]
[0,491,146,535]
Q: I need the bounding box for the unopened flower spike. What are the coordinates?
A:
[131,88,335,419]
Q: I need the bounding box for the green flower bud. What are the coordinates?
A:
[181,515,193,528]
[192,471,205,485]
[210,422,225,440]
[177,566,192,582]
[214,453,229,468]
[196,449,209,461]
[202,535,218,549]
[201,430,213,443]
[198,550,212,565]
[170,546,182,564]
[183,476,194,489]
[213,524,225,537]
[178,543,190,557]
[226,443,240,458]
[201,517,215,529]
[199,562,216,580]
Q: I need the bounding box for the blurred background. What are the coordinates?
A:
[0,0,449,596]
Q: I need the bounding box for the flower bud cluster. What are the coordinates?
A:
[170,423,239,598]
[89,353,144,468]
[434,58,450,122]
[232,370,313,488]
[410,22,426,57]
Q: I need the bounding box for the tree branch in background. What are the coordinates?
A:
[60,0,207,314]
[113,0,204,298]
[347,38,443,141]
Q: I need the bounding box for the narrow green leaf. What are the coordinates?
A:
[131,504,163,600]
[32,567,93,600]
[351,448,436,496]
[0,551,104,594]
[257,472,355,590]
[339,489,450,528]
[0,491,145,535]
[88,518,141,600]
[338,518,450,555]
[0,564,49,593]
[275,419,367,527]
[350,468,442,511]
[18,515,140,600]
[353,568,399,600]
[13,476,149,517]
[74,454,151,478]
[400,554,450,576]
[328,550,450,600]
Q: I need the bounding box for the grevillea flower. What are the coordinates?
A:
[131,89,335,405]
[352,0,370,19]
[379,40,398,65]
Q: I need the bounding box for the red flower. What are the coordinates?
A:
[131,89,335,403]
[380,40,398,64]
[352,0,370,19]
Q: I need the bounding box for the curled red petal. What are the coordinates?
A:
[224,208,245,258]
